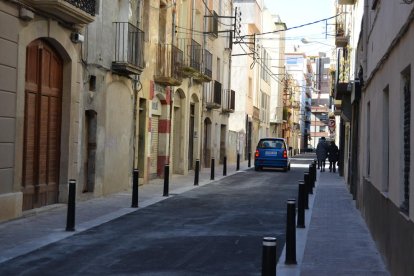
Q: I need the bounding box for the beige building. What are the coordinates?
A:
[146,0,235,176]
[230,0,264,159]
[0,0,95,221]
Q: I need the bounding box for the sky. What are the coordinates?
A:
[263,0,336,55]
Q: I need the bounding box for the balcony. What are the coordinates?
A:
[154,44,183,86]
[178,38,202,77]
[199,49,213,82]
[204,81,222,109]
[222,89,235,113]
[112,22,145,76]
[205,11,218,38]
[21,0,95,24]
[176,39,213,82]
[335,20,348,48]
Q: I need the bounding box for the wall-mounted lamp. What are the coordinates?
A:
[71,32,84,43]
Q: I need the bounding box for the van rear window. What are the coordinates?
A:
[258,140,285,149]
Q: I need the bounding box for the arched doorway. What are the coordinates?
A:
[22,39,63,210]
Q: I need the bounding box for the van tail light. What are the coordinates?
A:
[283,150,287,158]
[255,149,260,158]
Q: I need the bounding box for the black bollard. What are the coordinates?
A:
[211,158,215,180]
[66,179,76,232]
[311,163,316,189]
[131,169,139,208]
[285,199,297,265]
[163,164,169,196]
[236,153,240,171]
[297,181,305,228]
[262,237,277,276]
[194,159,200,186]
[304,174,309,209]
[223,156,227,176]
[248,152,251,167]
[307,167,313,195]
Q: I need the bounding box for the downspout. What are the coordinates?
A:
[169,0,177,167]
[133,76,142,171]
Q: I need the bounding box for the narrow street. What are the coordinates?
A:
[0,159,311,276]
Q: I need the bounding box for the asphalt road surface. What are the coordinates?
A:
[0,158,311,276]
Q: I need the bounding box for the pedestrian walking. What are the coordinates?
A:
[316,137,328,172]
[328,140,339,172]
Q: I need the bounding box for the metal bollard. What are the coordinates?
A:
[236,153,240,171]
[304,173,310,209]
[131,169,139,208]
[285,199,297,265]
[248,152,251,167]
[194,159,200,186]
[307,167,313,195]
[163,164,169,196]
[262,237,277,276]
[211,158,215,180]
[66,179,76,232]
[223,156,227,176]
[297,181,305,228]
[311,163,316,189]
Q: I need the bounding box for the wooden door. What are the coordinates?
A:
[22,40,63,210]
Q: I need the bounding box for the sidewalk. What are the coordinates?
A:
[277,169,390,276]
[0,160,250,264]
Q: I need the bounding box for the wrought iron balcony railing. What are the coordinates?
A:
[65,0,95,15]
[222,89,235,113]
[176,38,213,82]
[112,22,145,76]
[21,0,96,24]
[204,81,222,109]
[154,44,183,86]
[177,38,201,74]
[335,7,349,48]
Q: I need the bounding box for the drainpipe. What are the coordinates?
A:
[169,0,177,167]
[362,0,369,81]
[132,76,142,171]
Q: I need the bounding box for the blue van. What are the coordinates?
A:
[254,138,290,172]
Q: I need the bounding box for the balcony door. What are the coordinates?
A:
[22,39,63,210]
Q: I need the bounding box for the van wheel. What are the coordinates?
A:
[254,166,259,171]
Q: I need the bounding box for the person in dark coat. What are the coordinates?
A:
[316,137,328,172]
[328,140,339,172]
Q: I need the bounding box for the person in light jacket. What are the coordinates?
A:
[316,137,328,172]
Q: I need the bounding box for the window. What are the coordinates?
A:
[258,139,285,149]
[260,48,270,84]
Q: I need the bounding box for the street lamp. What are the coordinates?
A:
[301,38,334,47]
